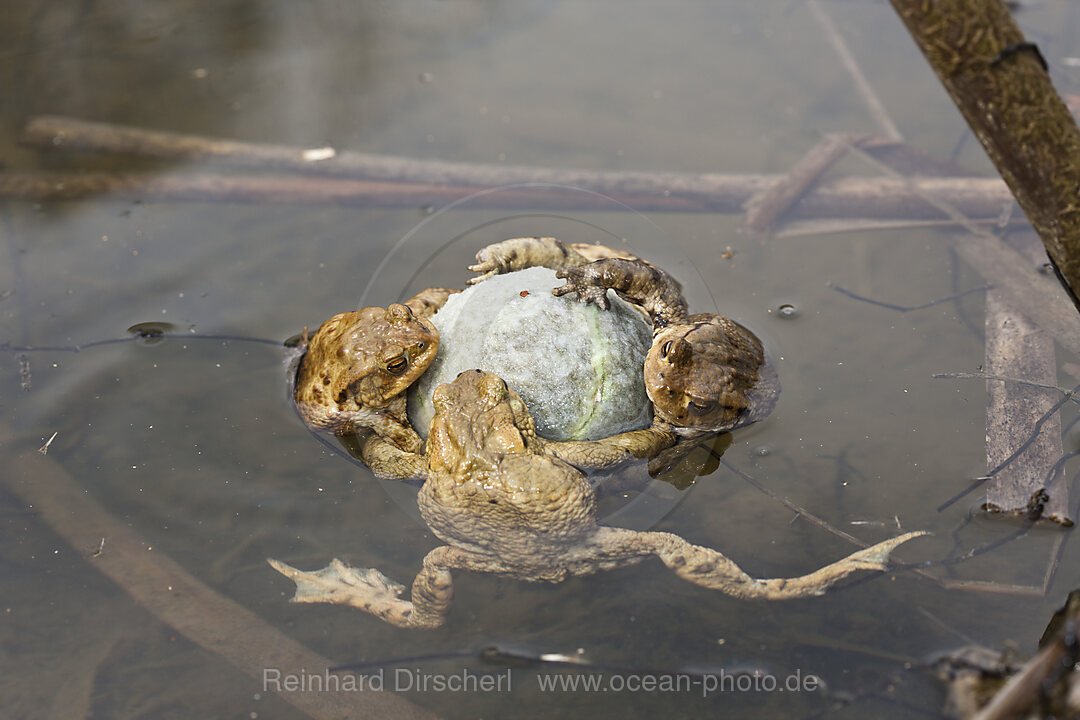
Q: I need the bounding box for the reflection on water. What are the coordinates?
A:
[3,1,1080,718]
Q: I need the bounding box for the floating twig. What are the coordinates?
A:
[37,431,57,455]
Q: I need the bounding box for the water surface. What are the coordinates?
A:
[3,2,1080,718]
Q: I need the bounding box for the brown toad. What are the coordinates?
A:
[269,369,924,629]
[552,256,779,435]
[292,288,455,452]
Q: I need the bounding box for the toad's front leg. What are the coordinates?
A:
[554,258,689,328]
[268,546,472,629]
[359,433,426,480]
[545,425,677,470]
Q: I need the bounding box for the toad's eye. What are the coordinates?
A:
[688,400,714,415]
[416,342,425,350]
[386,356,409,375]
[660,340,673,359]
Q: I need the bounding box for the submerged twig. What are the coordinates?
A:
[0,168,1022,221]
[829,282,989,312]
[0,331,281,354]
[935,384,1078,513]
[718,457,871,548]
[808,0,904,141]
[11,115,1023,221]
[743,132,873,234]
[844,138,1080,356]
[933,372,1080,397]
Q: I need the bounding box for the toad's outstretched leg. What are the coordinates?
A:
[468,237,639,284]
[615,529,928,599]
[268,545,496,629]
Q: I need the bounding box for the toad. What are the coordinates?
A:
[269,369,924,629]
[292,288,455,453]
[552,256,778,435]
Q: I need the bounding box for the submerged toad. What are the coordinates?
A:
[269,369,924,629]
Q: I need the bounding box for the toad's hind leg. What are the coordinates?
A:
[468,236,644,284]
[404,287,459,318]
[635,530,927,599]
[468,237,589,284]
[268,545,491,629]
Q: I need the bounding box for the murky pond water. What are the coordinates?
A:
[4,2,1080,718]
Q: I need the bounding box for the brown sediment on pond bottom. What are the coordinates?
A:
[0,425,440,720]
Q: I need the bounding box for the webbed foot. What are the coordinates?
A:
[268,557,417,626]
[825,530,929,573]
[269,546,464,629]
[649,529,929,600]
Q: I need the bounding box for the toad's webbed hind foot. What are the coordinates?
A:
[268,557,416,626]
[269,551,455,629]
[640,530,928,599]
[270,546,497,629]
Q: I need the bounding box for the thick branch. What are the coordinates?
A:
[889,0,1080,303]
